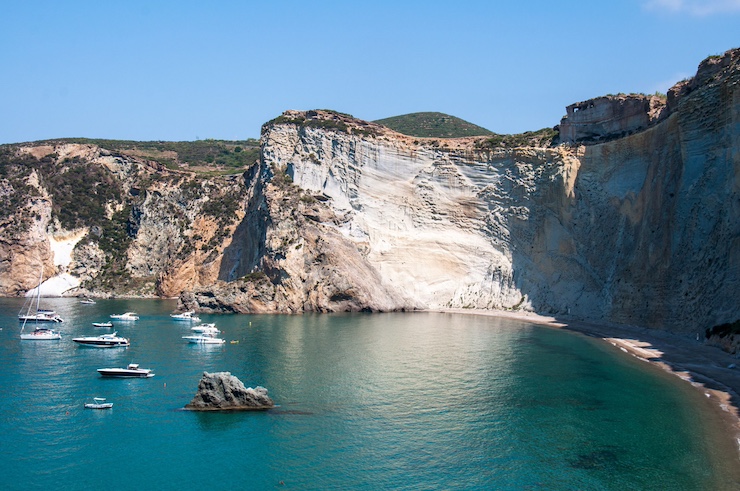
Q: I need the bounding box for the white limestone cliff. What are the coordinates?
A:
[255,47,738,332]
[261,118,571,311]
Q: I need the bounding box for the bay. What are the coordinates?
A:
[0,298,737,490]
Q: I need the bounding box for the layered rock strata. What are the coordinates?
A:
[558,94,667,144]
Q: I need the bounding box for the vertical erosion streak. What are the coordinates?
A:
[218,163,269,281]
[601,213,626,315]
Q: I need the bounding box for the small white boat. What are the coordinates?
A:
[73,332,130,348]
[20,326,62,340]
[170,311,201,322]
[182,332,226,344]
[80,298,96,305]
[190,323,220,333]
[110,312,139,321]
[92,322,114,328]
[97,363,154,378]
[85,397,113,409]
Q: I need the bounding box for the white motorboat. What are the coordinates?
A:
[182,332,226,344]
[20,326,61,340]
[97,363,154,378]
[110,312,139,321]
[73,332,130,348]
[190,323,220,333]
[80,298,96,305]
[85,397,113,409]
[92,322,114,328]
[170,311,201,322]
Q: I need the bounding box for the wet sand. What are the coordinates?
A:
[432,308,740,458]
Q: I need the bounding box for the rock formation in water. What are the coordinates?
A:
[0,48,737,336]
[185,371,274,410]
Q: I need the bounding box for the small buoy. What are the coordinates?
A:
[164,382,167,388]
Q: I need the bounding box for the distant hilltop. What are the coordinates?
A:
[373,112,494,138]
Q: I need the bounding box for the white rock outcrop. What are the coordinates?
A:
[262,120,550,311]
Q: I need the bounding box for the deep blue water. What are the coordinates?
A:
[0,298,737,490]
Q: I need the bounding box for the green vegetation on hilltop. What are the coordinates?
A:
[265,110,382,138]
[374,112,494,138]
[475,127,559,149]
[40,157,124,231]
[43,138,260,174]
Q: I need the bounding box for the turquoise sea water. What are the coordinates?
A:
[0,298,737,490]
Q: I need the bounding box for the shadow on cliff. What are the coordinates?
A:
[218,163,269,281]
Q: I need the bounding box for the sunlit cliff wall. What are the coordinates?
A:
[253,48,738,332]
[0,49,737,334]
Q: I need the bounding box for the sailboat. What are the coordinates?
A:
[19,266,62,340]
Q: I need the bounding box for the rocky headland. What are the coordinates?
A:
[0,48,737,341]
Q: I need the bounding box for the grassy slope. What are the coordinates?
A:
[28,138,261,175]
[374,112,558,147]
[374,112,494,138]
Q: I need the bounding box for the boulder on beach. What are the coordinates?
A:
[185,371,274,411]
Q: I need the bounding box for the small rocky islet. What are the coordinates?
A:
[185,371,274,411]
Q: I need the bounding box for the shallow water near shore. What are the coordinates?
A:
[1,298,738,490]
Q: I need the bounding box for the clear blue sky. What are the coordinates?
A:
[1,0,738,144]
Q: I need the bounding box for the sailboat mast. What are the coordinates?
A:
[35,266,43,313]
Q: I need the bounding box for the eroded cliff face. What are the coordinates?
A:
[0,143,255,297]
[0,49,737,334]
[244,48,738,332]
[181,158,409,314]
[259,116,575,313]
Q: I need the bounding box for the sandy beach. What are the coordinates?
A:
[433,308,740,458]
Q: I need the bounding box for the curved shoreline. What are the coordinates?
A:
[428,308,740,460]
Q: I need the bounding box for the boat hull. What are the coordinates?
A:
[170,313,201,322]
[85,403,113,409]
[97,369,154,378]
[183,335,225,344]
[18,315,63,323]
[20,331,61,340]
[74,340,129,348]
